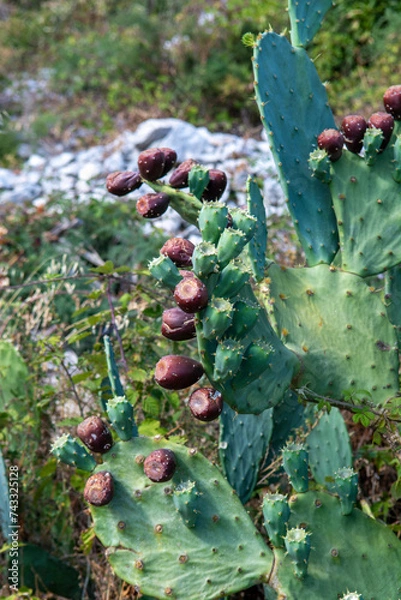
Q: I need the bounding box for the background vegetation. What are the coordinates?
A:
[1,1,401,599]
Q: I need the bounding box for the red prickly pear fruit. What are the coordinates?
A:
[155,354,204,390]
[106,171,142,196]
[137,148,166,181]
[144,448,177,482]
[159,147,177,176]
[383,85,401,120]
[136,192,170,218]
[368,112,395,150]
[317,129,344,162]
[84,471,114,506]
[174,276,208,313]
[169,159,198,188]
[188,387,223,421]
[160,237,195,267]
[161,307,196,341]
[77,416,113,454]
[341,115,367,153]
[202,169,228,201]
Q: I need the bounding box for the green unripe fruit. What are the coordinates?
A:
[106,396,135,441]
[51,433,97,472]
[284,527,311,579]
[282,443,309,493]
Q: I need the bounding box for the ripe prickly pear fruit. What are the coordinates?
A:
[106,170,142,196]
[136,192,170,218]
[383,84,401,120]
[317,128,344,161]
[77,416,113,454]
[137,148,165,181]
[155,355,204,390]
[201,169,228,201]
[161,307,196,341]
[143,448,177,482]
[368,112,394,150]
[159,147,177,176]
[341,115,367,153]
[188,387,223,421]
[160,237,195,267]
[84,471,114,506]
[169,159,198,188]
[173,275,209,313]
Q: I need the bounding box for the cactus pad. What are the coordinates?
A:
[267,490,401,599]
[253,31,339,265]
[88,436,273,599]
[267,263,399,405]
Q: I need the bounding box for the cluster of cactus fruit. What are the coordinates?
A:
[51,1,401,598]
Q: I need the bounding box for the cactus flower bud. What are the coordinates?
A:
[137,148,166,181]
[161,307,196,341]
[169,159,198,188]
[368,112,394,150]
[201,169,227,201]
[144,448,177,482]
[341,115,367,153]
[106,170,142,196]
[155,355,204,390]
[383,85,401,120]
[174,276,209,313]
[160,237,195,267]
[84,471,114,506]
[317,128,344,161]
[188,387,223,421]
[136,192,170,218]
[77,416,113,454]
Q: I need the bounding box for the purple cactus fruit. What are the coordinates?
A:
[317,128,344,161]
[159,147,177,176]
[155,354,204,390]
[106,171,142,196]
[144,448,177,483]
[77,416,113,454]
[169,159,198,188]
[161,307,196,341]
[136,192,170,218]
[368,111,395,150]
[341,115,367,153]
[383,85,401,120]
[84,471,114,506]
[202,169,228,201]
[174,276,208,313]
[188,387,223,421]
[160,237,195,267]
[137,148,166,181]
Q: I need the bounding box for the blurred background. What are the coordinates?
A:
[1,0,401,165]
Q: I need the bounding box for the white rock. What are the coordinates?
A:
[48,151,75,170]
[0,168,19,190]
[78,162,102,181]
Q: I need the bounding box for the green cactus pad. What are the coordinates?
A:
[267,263,399,405]
[267,490,401,599]
[282,443,309,493]
[197,202,229,245]
[197,285,300,414]
[262,493,291,548]
[246,177,267,281]
[253,31,339,265]
[149,255,182,290]
[384,264,401,347]
[306,407,352,492]
[88,437,273,599]
[219,403,273,503]
[288,0,334,48]
[329,128,401,276]
[51,434,97,472]
[106,396,136,441]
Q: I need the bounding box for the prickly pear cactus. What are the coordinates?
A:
[52,1,401,598]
